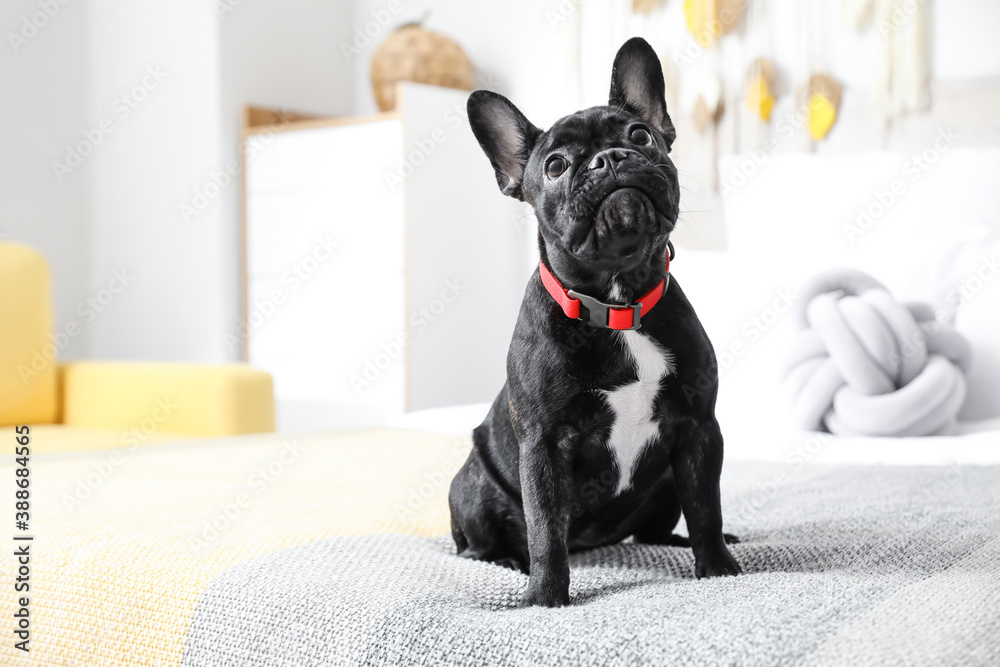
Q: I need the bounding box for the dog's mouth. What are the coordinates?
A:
[571,186,668,258]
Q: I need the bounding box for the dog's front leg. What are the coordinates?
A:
[519,433,572,607]
[672,418,741,579]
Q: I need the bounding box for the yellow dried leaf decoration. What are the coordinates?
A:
[808,93,837,140]
[684,0,714,47]
[684,0,743,47]
[803,73,842,141]
[632,0,660,14]
[692,95,711,132]
[746,72,775,122]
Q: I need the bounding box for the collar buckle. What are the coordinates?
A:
[567,290,643,331]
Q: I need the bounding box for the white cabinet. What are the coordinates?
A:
[243,83,528,426]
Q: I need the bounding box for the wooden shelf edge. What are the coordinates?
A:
[241,105,400,137]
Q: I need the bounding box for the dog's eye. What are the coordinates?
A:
[545,156,567,180]
[629,127,652,146]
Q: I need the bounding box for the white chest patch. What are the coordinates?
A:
[603,329,675,495]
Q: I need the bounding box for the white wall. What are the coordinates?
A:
[2,0,356,364]
[220,0,355,117]
[86,0,228,362]
[218,0,356,359]
[86,0,357,363]
[1,0,92,359]
[933,0,1000,81]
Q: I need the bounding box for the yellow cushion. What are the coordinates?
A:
[61,361,275,438]
[0,243,58,425]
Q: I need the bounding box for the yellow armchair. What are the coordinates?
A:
[0,241,58,424]
[0,242,275,452]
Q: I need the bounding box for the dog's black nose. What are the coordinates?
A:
[588,148,629,171]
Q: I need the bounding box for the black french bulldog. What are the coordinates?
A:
[449,37,740,608]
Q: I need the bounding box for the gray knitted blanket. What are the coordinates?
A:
[182,462,1000,666]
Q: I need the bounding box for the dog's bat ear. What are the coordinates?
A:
[609,37,675,144]
[467,90,541,200]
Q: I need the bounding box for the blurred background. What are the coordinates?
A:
[3,0,999,452]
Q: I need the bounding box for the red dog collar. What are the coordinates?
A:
[539,242,673,331]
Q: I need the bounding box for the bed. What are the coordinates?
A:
[8,148,1000,666]
[3,425,999,666]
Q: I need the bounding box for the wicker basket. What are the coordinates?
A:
[370,23,475,112]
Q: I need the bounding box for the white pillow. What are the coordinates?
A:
[690,148,1000,452]
[675,248,801,459]
[953,245,1000,420]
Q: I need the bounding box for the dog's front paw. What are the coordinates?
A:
[520,580,570,608]
[695,549,742,579]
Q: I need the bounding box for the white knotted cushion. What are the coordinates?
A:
[784,269,972,436]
